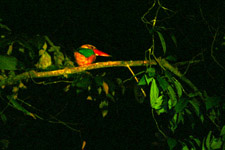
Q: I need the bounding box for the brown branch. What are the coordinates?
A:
[0,58,204,99]
[0,60,157,86]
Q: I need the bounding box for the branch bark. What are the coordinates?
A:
[0,58,203,99]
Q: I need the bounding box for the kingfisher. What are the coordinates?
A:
[74,44,111,66]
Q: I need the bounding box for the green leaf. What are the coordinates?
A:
[175,98,188,113]
[202,137,206,150]
[173,79,183,98]
[188,92,199,98]
[7,96,30,115]
[211,137,222,149]
[205,96,220,110]
[94,76,104,86]
[168,99,172,110]
[0,22,11,31]
[167,86,177,107]
[157,75,169,91]
[170,33,177,47]
[189,99,200,116]
[99,101,108,118]
[153,95,163,109]
[76,77,91,89]
[0,113,7,124]
[166,55,177,62]
[146,67,155,77]
[167,137,177,150]
[150,78,159,108]
[200,114,204,123]
[178,112,184,124]
[220,125,225,136]
[145,75,153,85]
[206,131,212,149]
[138,76,147,85]
[189,136,201,147]
[36,51,52,69]
[156,107,166,114]
[99,100,108,109]
[182,145,189,150]
[0,55,19,70]
[157,31,167,54]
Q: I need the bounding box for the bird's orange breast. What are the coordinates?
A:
[74,52,96,66]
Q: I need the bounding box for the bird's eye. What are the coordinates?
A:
[91,46,95,49]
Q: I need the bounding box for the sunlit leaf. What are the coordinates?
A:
[138,76,147,85]
[168,99,172,110]
[102,81,109,95]
[29,113,37,119]
[86,96,93,101]
[7,43,13,55]
[54,50,64,66]
[156,107,166,115]
[150,78,159,108]
[172,113,178,124]
[145,75,153,85]
[42,42,47,50]
[82,140,86,150]
[157,31,166,54]
[35,51,52,69]
[101,110,108,118]
[153,95,163,109]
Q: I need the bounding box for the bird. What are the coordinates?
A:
[74,44,111,66]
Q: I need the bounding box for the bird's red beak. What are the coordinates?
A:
[93,49,111,57]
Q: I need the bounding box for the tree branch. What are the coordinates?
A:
[0,60,157,86]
